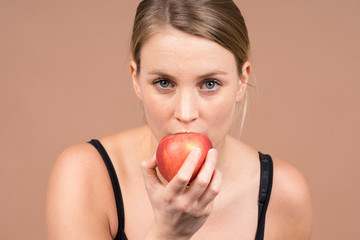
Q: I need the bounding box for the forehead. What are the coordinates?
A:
[140,27,237,75]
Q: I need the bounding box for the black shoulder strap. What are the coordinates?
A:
[255,152,274,240]
[88,139,127,240]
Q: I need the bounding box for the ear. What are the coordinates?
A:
[236,61,251,102]
[130,60,143,100]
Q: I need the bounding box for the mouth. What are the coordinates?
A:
[171,130,198,135]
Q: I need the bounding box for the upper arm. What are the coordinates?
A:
[46,143,113,240]
[268,158,313,240]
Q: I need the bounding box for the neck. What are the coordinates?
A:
[214,135,233,173]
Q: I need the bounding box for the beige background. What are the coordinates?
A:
[1,0,359,239]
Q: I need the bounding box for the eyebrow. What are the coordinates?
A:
[147,70,228,79]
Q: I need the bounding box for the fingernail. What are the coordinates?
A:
[209,148,218,157]
[193,147,201,157]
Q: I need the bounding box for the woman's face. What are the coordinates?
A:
[130,27,250,148]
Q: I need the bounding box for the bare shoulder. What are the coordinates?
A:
[46,142,114,240]
[267,157,313,239]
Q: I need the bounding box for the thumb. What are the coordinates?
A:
[140,153,162,189]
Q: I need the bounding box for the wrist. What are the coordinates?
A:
[145,224,191,240]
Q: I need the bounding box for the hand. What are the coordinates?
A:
[141,148,222,240]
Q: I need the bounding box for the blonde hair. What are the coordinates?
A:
[131,0,251,138]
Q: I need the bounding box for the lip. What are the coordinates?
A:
[171,131,198,135]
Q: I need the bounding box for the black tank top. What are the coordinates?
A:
[88,139,273,240]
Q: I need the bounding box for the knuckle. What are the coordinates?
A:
[176,173,190,185]
[196,177,209,188]
[199,209,210,218]
[209,185,221,196]
[193,208,210,219]
[177,201,191,213]
[203,206,213,217]
[192,212,203,219]
[163,192,174,204]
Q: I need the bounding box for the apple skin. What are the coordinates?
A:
[156,132,213,182]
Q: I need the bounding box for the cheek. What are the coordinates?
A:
[142,93,171,123]
[203,91,237,123]
[202,93,237,145]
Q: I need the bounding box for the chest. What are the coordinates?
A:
[192,199,260,240]
[121,180,260,240]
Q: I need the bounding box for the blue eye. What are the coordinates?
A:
[205,81,216,89]
[202,80,220,91]
[159,80,170,88]
[153,78,174,90]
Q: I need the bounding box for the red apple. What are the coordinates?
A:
[156,132,213,182]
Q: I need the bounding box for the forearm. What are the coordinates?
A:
[144,224,191,240]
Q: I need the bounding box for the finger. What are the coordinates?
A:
[167,147,202,195]
[185,148,218,201]
[198,169,222,208]
[140,154,162,190]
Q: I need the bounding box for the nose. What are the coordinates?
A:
[174,90,199,124]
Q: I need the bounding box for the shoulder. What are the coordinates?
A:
[47,142,106,191]
[47,142,104,196]
[46,142,115,239]
[51,142,103,172]
[267,157,313,239]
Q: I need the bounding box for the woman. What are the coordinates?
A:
[46,0,313,239]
